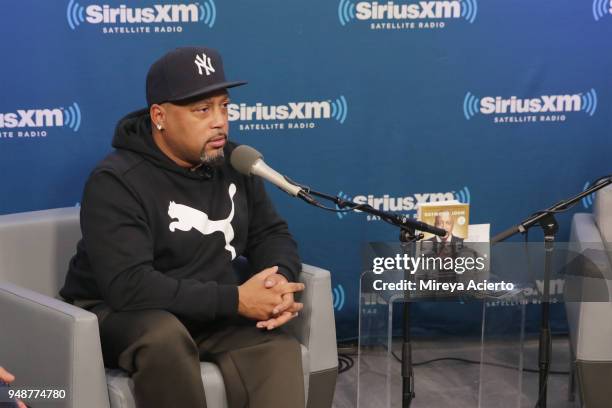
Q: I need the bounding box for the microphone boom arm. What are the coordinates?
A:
[282,177,446,237]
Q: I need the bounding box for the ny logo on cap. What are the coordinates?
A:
[194,53,215,76]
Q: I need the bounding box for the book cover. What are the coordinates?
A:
[417,200,470,241]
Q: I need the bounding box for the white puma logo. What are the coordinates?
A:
[168,183,237,259]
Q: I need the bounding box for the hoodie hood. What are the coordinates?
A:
[111,108,229,179]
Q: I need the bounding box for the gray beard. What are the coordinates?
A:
[200,147,225,168]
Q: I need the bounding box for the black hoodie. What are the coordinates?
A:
[60,109,300,322]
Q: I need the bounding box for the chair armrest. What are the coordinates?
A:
[570,213,604,248]
[0,283,110,408]
[594,184,612,244]
[285,264,338,373]
[568,213,611,277]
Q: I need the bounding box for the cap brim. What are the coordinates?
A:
[168,80,247,104]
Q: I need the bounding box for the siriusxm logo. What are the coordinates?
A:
[582,181,595,209]
[0,103,82,140]
[228,98,347,122]
[230,96,348,132]
[335,186,470,220]
[0,103,81,131]
[463,89,598,123]
[332,284,346,311]
[66,0,216,32]
[593,0,612,21]
[338,0,477,29]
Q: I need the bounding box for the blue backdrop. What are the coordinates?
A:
[1,0,610,340]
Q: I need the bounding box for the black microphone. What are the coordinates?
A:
[394,214,448,237]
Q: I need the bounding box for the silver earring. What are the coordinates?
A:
[156,123,163,130]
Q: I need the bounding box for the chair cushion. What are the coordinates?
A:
[105,345,309,408]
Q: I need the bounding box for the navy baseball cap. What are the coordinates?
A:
[146,46,247,106]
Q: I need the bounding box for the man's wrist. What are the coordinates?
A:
[276,266,296,283]
[216,284,239,318]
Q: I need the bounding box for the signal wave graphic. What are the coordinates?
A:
[582,181,595,209]
[199,0,216,28]
[463,92,480,120]
[331,96,349,124]
[66,0,85,30]
[338,0,356,26]
[335,191,353,219]
[454,186,471,204]
[460,0,478,24]
[63,103,82,132]
[333,284,346,311]
[581,89,598,116]
[593,0,611,21]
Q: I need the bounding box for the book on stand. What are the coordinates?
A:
[417,200,470,241]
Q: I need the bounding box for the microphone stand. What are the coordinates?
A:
[491,176,612,408]
[399,229,418,408]
[300,188,442,238]
[294,186,445,408]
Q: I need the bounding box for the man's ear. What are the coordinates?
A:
[150,104,165,130]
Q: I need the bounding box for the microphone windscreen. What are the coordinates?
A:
[230,145,263,175]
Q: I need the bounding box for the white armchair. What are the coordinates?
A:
[565,185,612,407]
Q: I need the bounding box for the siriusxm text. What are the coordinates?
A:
[480,94,582,114]
[228,102,331,121]
[353,192,455,212]
[85,4,199,24]
[356,1,461,20]
[0,109,62,128]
